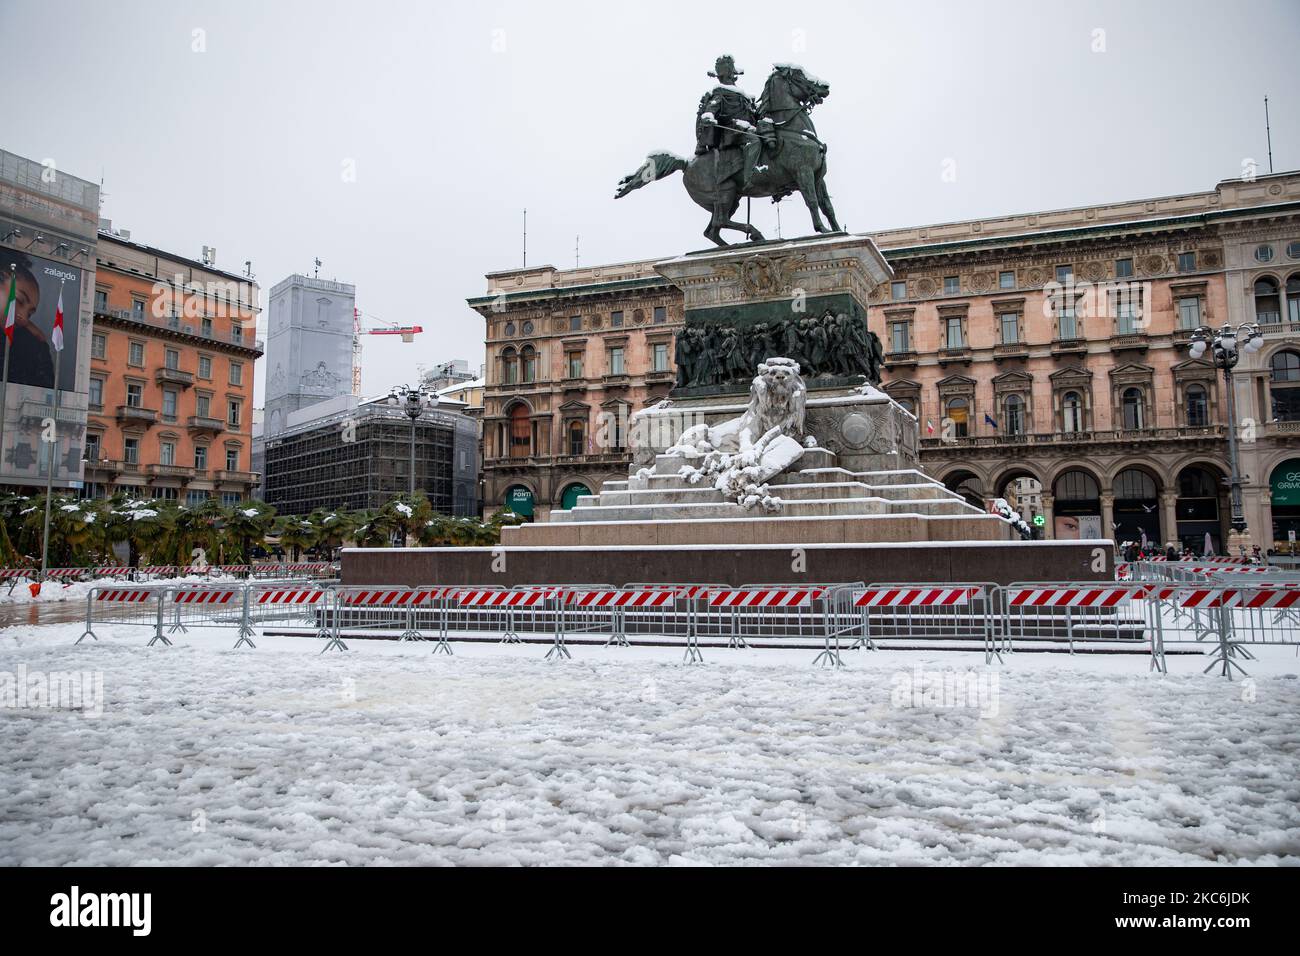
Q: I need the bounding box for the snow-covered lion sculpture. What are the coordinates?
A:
[666,356,813,510]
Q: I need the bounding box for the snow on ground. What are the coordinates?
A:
[0,622,1297,866]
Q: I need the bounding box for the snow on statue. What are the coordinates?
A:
[666,356,811,510]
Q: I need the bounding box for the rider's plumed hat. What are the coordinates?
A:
[708,55,743,79]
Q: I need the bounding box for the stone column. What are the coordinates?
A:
[1160,489,1179,550]
[1100,492,1115,542]
[1040,493,1054,539]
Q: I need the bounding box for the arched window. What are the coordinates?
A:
[1114,468,1157,500]
[501,348,519,385]
[1062,391,1084,433]
[946,397,969,438]
[1185,383,1209,427]
[1004,394,1025,436]
[1055,470,1100,501]
[1271,349,1300,422]
[1287,274,1300,325]
[509,403,531,458]
[1121,387,1145,430]
[896,398,915,416]
[521,345,538,384]
[567,419,586,456]
[1178,467,1219,499]
[1255,277,1281,324]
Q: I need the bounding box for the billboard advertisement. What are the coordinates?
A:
[0,244,85,488]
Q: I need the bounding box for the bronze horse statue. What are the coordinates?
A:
[615,65,841,247]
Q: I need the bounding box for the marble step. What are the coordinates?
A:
[561,495,978,523]
[588,480,969,509]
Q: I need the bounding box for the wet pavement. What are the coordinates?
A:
[0,601,88,630]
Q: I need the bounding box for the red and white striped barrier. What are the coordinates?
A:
[46,568,87,580]
[173,588,240,605]
[337,588,436,607]
[93,566,132,577]
[95,588,155,603]
[137,565,177,576]
[455,589,550,607]
[1008,587,1140,607]
[856,587,980,607]
[0,569,30,580]
[708,588,817,607]
[255,587,324,605]
[563,590,675,608]
[214,565,251,574]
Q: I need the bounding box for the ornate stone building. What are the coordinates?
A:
[469,261,681,520]
[474,171,1300,550]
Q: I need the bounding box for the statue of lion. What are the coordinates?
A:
[671,356,807,455]
[667,357,813,509]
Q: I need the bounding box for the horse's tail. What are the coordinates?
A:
[615,152,688,199]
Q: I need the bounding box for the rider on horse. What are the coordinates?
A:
[695,55,765,192]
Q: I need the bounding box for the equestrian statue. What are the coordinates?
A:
[616,56,840,247]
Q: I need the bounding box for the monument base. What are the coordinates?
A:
[341,540,1117,588]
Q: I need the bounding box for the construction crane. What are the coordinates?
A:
[352,307,423,395]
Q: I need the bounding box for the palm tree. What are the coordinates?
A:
[274,514,319,562]
[223,501,276,562]
[381,493,433,546]
[312,509,357,557]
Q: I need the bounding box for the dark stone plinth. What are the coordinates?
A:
[342,540,1116,588]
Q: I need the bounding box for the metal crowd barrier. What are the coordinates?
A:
[63,577,1300,679]
[75,580,331,649]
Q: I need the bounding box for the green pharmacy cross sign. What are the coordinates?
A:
[1033,514,1046,527]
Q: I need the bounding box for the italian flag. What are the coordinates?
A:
[52,283,64,352]
[2,269,14,345]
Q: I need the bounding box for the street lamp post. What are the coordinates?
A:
[387,384,439,495]
[1188,321,1263,552]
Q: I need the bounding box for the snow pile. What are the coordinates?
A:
[0,628,1296,865]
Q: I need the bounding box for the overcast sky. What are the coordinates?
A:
[5,0,1297,404]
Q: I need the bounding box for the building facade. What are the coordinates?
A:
[474,171,1300,551]
[263,274,355,438]
[0,149,100,492]
[83,229,263,504]
[261,393,479,516]
[468,261,682,520]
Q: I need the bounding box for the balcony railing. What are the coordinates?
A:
[992,341,1028,358]
[885,350,918,366]
[146,464,197,480]
[937,346,972,364]
[116,405,159,426]
[215,469,260,485]
[645,369,675,383]
[920,425,1225,453]
[186,415,225,433]
[1108,332,1149,351]
[1051,338,1088,355]
[155,367,195,388]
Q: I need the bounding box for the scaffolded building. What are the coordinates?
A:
[262,394,478,516]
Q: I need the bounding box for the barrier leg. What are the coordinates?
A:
[233,587,257,649]
[320,594,348,652]
[1203,603,1248,679]
[76,592,97,644]
[683,601,704,665]
[604,606,630,647]
[431,603,453,656]
[1148,596,1167,674]
[399,607,422,642]
[726,606,748,649]
[500,607,521,644]
[545,602,571,661]
[851,606,874,651]
[146,593,172,647]
[984,599,1003,665]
